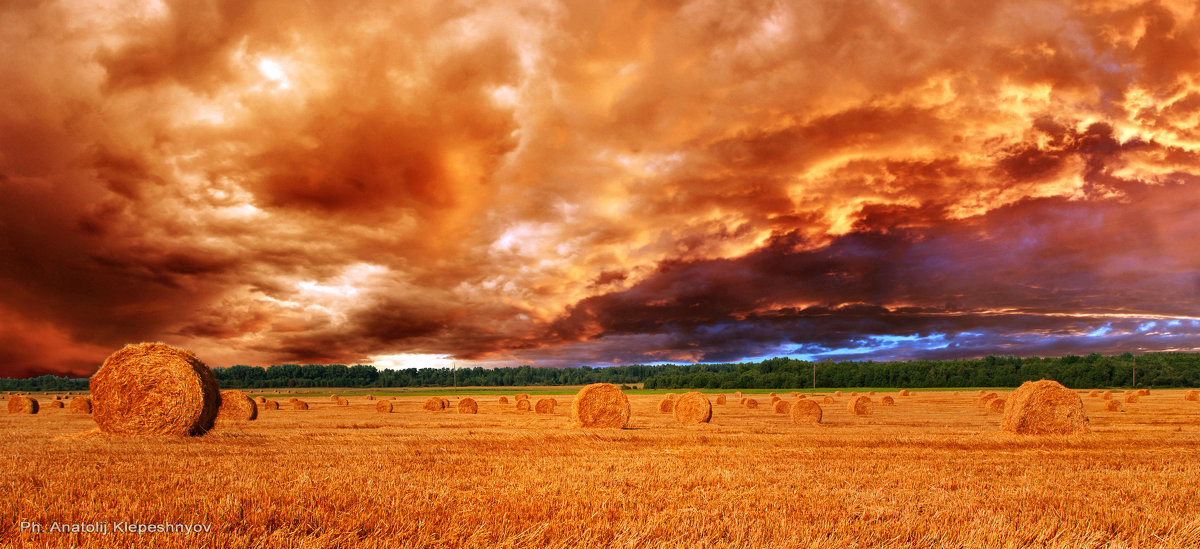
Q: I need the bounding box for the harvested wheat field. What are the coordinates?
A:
[2,388,1200,547]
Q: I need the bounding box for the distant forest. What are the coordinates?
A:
[3,352,1199,392]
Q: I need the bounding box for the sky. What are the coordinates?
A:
[2,0,1200,378]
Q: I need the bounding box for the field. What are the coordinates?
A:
[3,389,1200,548]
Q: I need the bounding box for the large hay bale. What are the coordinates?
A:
[516,399,532,411]
[658,398,674,413]
[1087,390,1099,397]
[8,396,37,414]
[498,396,509,404]
[458,398,478,414]
[262,400,279,410]
[69,397,92,414]
[672,392,712,424]
[847,395,873,416]
[986,397,1005,414]
[822,396,834,404]
[880,396,895,406]
[337,397,349,406]
[899,389,910,396]
[1124,393,1139,403]
[1105,400,1121,412]
[216,390,258,422]
[423,397,446,411]
[1101,390,1112,400]
[535,398,556,414]
[90,343,219,436]
[1137,389,1150,396]
[1185,391,1200,402]
[440,397,451,408]
[376,400,393,413]
[773,400,791,414]
[1000,380,1088,435]
[292,400,308,410]
[745,398,759,409]
[790,399,822,424]
[50,400,64,408]
[570,383,630,429]
[738,397,747,406]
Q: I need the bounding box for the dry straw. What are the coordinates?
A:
[337,397,349,407]
[1000,379,1088,435]
[796,394,807,400]
[986,398,1005,414]
[1124,393,1139,403]
[498,396,509,404]
[880,396,895,406]
[1185,391,1200,402]
[790,399,822,424]
[292,400,309,410]
[847,395,873,416]
[835,391,843,397]
[1087,390,1099,397]
[217,390,258,422]
[570,383,630,429]
[376,400,393,413]
[423,397,446,411]
[658,398,674,413]
[262,400,279,410]
[535,398,556,414]
[69,397,92,414]
[822,396,834,404]
[1102,390,1112,400]
[1105,400,1121,411]
[899,389,910,396]
[516,399,532,411]
[770,396,782,404]
[1137,389,1150,396]
[458,398,478,414]
[715,394,726,405]
[745,398,759,409]
[90,343,219,436]
[672,392,711,424]
[50,400,64,409]
[548,398,559,406]
[773,400,791,414]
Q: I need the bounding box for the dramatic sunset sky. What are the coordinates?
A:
[2,0,1199,377]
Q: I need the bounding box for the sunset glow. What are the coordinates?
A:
[2,0,1199,377]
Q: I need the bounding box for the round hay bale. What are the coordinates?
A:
[880,396,895,406]
[516,399,531,411]
[288,397,299,404]
[986,397,1005,414]
[55,395,62,400]
[790,399,822,424]
[570,383,630,429]
[292,400,309,410]
[89,343,219,436]
[769,392,777,397]
[770,396,782,404]
[1137,388,1150,396]
[516,393,530,402]
[458,398,478,414]
[899,389,910,396]
[8,396,37,414]
[1101,390,1112,400]
[535,398,556,414]
[256,396,267,404]
[548,398,559,406]
[262,400,279,410]
[423,397,446,411]
[978,392,999,407]
[50,400,64,408]
[715,394,726,405]
[1087,390,1099,397]
[217,390,258,422]
[772,400,791,414]
[1000,380,1088,435]
[734,391,742,399]
[69,397,92,414]
[440,397,451,408]
[1124,393,1139,403]
[847,395,873,416]
[796,394,807,400]
[745,398,759,409]
[1185,390,1199,402]
[672,392,712,424]
[366,395,376,400]
[498,396,509,404]
[1105,400,1121,412]
[337,397,349,406]
[738,397,748,406]
[835,391,843,397]
[330,395,339,402]
[868,391,875,396]
[658,398,674,413]
[376,400,393,413]
[822,396,834,404]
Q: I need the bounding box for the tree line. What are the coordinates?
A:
[2,352,1198,392]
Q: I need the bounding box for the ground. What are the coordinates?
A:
[2,388,1199,548]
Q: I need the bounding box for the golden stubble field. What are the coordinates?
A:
[3,389,1200,548]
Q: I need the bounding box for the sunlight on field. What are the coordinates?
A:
[3,389,1200,547]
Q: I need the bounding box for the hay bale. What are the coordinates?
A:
[868,391,875,396]
[376,400,393,413]
[69,397,92,414]
[423,397,446,411]
[658,398,674,413]
[772,400,791,414]
[768,392,777,397]
[1087,390,1099,397]
[847,395,873,416]
[738,397,747,406]
[715,394,726,405]
[1105,400,1121,412]
[288,397,298,404]
[89,343,219,436]
[548,398,559,406]
[50,400,64,408]
[262,400,279,410]
[745,398,759,409]
[498,396,509,404]
[516,393,530,401]
[770,396,782,404]
[835,391,842,397]
[217,390,258,422]
[535,398,556,414]
[880,396,895,406]
[366,395,376,400]
[256,396,267,404]
[337,397,349,406]
[570,383,630,429]
[978,393,999,407]
[292,400,309,410]
[1185,391,1199,402]
[822,396,834,404]
[1137,389,1150,396]
[796,394,807,400]
[458,398,478,414]
[899,389,909,396]
[1101,390,1112,400]
[672,392,712,424]
[55,395,62,400]
[1000,380,1088,435]
[5,396,34,414]
[440,397,450,408]
[790,399,822,424]
[986,397,1005,414]
[330,395,339,402]
[516,399,531,411]
[734,391,742,399]
[1124,393,1139,403]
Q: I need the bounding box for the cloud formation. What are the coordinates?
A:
[1,0,1198,375]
